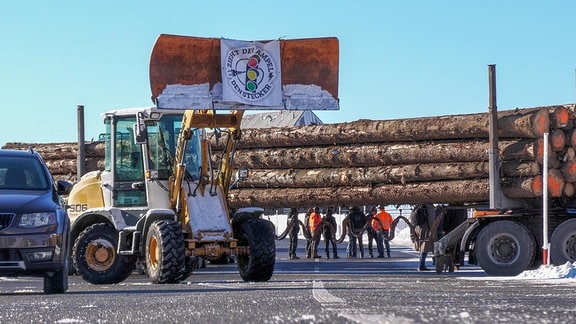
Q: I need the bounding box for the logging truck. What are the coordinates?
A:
[65,34,339,284]
[433,65,576,276]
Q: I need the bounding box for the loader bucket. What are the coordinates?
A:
[149,34,339,110]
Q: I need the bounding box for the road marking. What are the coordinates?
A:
[312,280,346,306]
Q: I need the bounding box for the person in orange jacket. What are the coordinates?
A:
[371,205,393,258]
[307,207,323,258]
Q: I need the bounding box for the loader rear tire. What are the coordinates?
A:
[550,218,576,265]
[73,223,136,284]
[237,218,276,281]
[475,220,535,276]
[145,220,185,284]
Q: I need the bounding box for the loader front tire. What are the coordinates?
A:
[73,223,136,284]
[237,218,276,281]
[145,220,185,284]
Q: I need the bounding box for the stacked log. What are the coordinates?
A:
[3,104,575,209]
[225,104,576,208]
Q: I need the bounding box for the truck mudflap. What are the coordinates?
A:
[434,218,479,273]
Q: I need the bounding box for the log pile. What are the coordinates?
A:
[225,104,576,208]
[3,104,575,209]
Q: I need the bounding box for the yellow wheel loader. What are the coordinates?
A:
[66,34,339,284]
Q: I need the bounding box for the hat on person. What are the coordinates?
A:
[376,205,385,210]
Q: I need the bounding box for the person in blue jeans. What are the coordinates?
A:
[287,207,300,259]
[346,206,366,258]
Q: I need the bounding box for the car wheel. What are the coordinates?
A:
[43,261,68,294]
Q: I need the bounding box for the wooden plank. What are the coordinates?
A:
[149,34,339,103]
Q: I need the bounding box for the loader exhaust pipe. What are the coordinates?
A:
[77,105,86,178]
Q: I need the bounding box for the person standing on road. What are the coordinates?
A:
[372,205,393,258]
[322,207,339,259]
[410,204,436,271]
[346,206,366,258]
[287,207,300,259]
[304,208,313,258]
[365,206,379,258]
[307,207,323,258]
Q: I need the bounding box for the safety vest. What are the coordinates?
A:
[309,212,322,233]
[372,210,393,231]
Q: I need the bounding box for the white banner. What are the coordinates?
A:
[220,38,282,107]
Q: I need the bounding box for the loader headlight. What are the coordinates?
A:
[18,212,57,228]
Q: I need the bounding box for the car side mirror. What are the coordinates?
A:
[56,180,74,195]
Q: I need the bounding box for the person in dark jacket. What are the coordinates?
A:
[410,204,436,271]
[365,206,379,258]
[287,207,300,259]
[322,207,339,259]
[346,206,366,258]
[304,207,314,258]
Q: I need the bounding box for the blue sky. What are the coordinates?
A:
[1,1,575,146]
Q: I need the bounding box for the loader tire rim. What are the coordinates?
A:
[86,239,116,271]
[148,235,159,271]
[489,235,519,264]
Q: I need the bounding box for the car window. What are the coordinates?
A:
[0,156,50,190]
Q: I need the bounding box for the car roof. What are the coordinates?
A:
[0,149,41,158]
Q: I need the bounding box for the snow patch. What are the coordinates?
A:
[283,84,334,98]
[516,262,576,279]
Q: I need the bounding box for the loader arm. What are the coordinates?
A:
[169,109,243,213]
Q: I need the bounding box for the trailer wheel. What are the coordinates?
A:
[550,218,576,265]
[237,218,276,281]
[475,220,535,276]
[73,223,136,284]
[146,220,185,284]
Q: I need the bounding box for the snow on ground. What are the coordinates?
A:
[515,262,576,280]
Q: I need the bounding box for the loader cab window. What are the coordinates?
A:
[146,114,201,181]
[114,118,144,181]
[146,116,178,180]
[184,129,201,181]
[104,116,146,207]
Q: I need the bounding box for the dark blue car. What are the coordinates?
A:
[0,149,72,294]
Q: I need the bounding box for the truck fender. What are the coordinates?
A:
[459,219,480,265]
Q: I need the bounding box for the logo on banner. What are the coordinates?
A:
[223,42,280,105]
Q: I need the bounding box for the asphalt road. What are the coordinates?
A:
[1,240,575,324]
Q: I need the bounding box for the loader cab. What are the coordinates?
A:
[99,108,201,212]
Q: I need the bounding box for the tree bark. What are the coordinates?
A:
[2,141,105,159]
[215,107,552,150]
[44,158,104,175]
[234,161,541,189]
[229,179,491,208]
[230,139,548,170]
